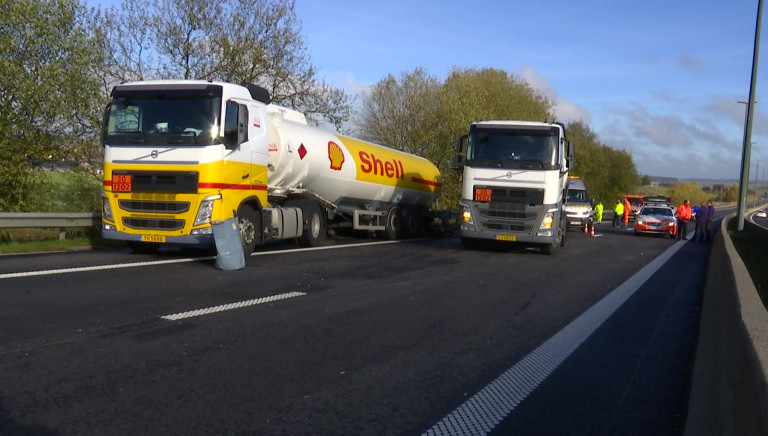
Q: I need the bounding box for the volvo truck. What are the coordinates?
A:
[455,121,573,254]
[100,80,442,254]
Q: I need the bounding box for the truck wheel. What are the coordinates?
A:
[541,223,565,255]
[237,204,260,255]
[402,209,421,238]
[380,206,402,240]
[299,202,326,247]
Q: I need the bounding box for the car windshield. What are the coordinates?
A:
[567,189,588,202]
[467,126,559,170]
[642,207,673,217]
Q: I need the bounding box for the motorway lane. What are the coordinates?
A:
[0,225,707,435]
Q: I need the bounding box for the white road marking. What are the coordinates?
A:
[423,238,688,436]
[0,256,212,279]
[160,291,307,321]
[0,240,399,280]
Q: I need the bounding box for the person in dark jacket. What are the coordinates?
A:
[694,201,709,242]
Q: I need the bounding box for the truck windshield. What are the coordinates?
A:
[103,86,222,146]
[467,127,559,170]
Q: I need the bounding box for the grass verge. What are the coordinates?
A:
[727,217,768,308]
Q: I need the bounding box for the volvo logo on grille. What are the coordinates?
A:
[151,150,159,159]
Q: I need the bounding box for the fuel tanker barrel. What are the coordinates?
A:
[265,106,441,213]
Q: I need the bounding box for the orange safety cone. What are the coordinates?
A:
[583,223,588,233]
[590,224,595,237]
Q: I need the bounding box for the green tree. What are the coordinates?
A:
[95,0,351,129]
[0,0,104,211]
[566,121,640,204]
[669,182,709,206]
[357,67,554,209]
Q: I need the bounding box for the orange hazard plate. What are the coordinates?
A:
[112,174,132,192]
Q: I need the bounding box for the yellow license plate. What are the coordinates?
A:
[141,234,166,243]
[495,235,516,241]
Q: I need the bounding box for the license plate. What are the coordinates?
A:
[495,235,516,241]
[570,221,581,225]
[141,234,166,243]
[112,174,132,192]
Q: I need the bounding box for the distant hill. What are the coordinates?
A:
[643,175,740,187]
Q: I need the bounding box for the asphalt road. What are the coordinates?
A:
[0,214,723,435]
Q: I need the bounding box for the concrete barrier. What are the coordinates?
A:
[685,213,768,435]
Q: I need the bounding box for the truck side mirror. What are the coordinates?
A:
[565,140,574,171]
[454,134,468,170]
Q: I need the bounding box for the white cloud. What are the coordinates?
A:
[519,66,590,123]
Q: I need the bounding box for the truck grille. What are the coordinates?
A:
[123,218,184,231]
[478,204,535,232]
[474,187,544,232]
[114,170,199,193]
[119,200,190,213]
[489,187,544,204]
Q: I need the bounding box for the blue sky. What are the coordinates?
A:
[88,0,768,181]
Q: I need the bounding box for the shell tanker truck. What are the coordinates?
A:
[100,80,442,254]
[455,120,573,254]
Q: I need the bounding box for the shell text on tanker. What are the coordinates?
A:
[358,151,404,180]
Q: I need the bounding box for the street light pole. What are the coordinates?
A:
[737,0,764,231]
[756,160,761,205]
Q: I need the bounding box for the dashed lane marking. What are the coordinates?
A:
[160,291,307,321]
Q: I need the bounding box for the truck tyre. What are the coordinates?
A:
[541,217,565,255]
[237,204,260,255]
[402,208,421,238]
[380,206,402,240]
[299,202,326,247]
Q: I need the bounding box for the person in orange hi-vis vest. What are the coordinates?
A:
[675,200,693,240]
[622,197,631,228]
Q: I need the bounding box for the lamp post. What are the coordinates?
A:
[756,159,761,206]
[737,0,764,231]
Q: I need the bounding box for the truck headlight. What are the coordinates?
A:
[461,204,473,224]
[101,194,114,223]
[194,194,221,226]
[540,212,554,229]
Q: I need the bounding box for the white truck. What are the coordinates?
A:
[455,120,573,254]
[100,80,441,254]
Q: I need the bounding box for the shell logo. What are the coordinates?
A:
[328,141,345,171]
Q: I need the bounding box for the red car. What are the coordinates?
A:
[634,206,677,237]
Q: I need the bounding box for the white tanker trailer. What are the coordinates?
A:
[100,80,441,254]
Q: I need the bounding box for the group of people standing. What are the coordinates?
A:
[603,197,715,242]
[611,197,631,228]
[673,200,715,241]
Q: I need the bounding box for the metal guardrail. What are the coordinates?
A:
[0,212,101,240]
